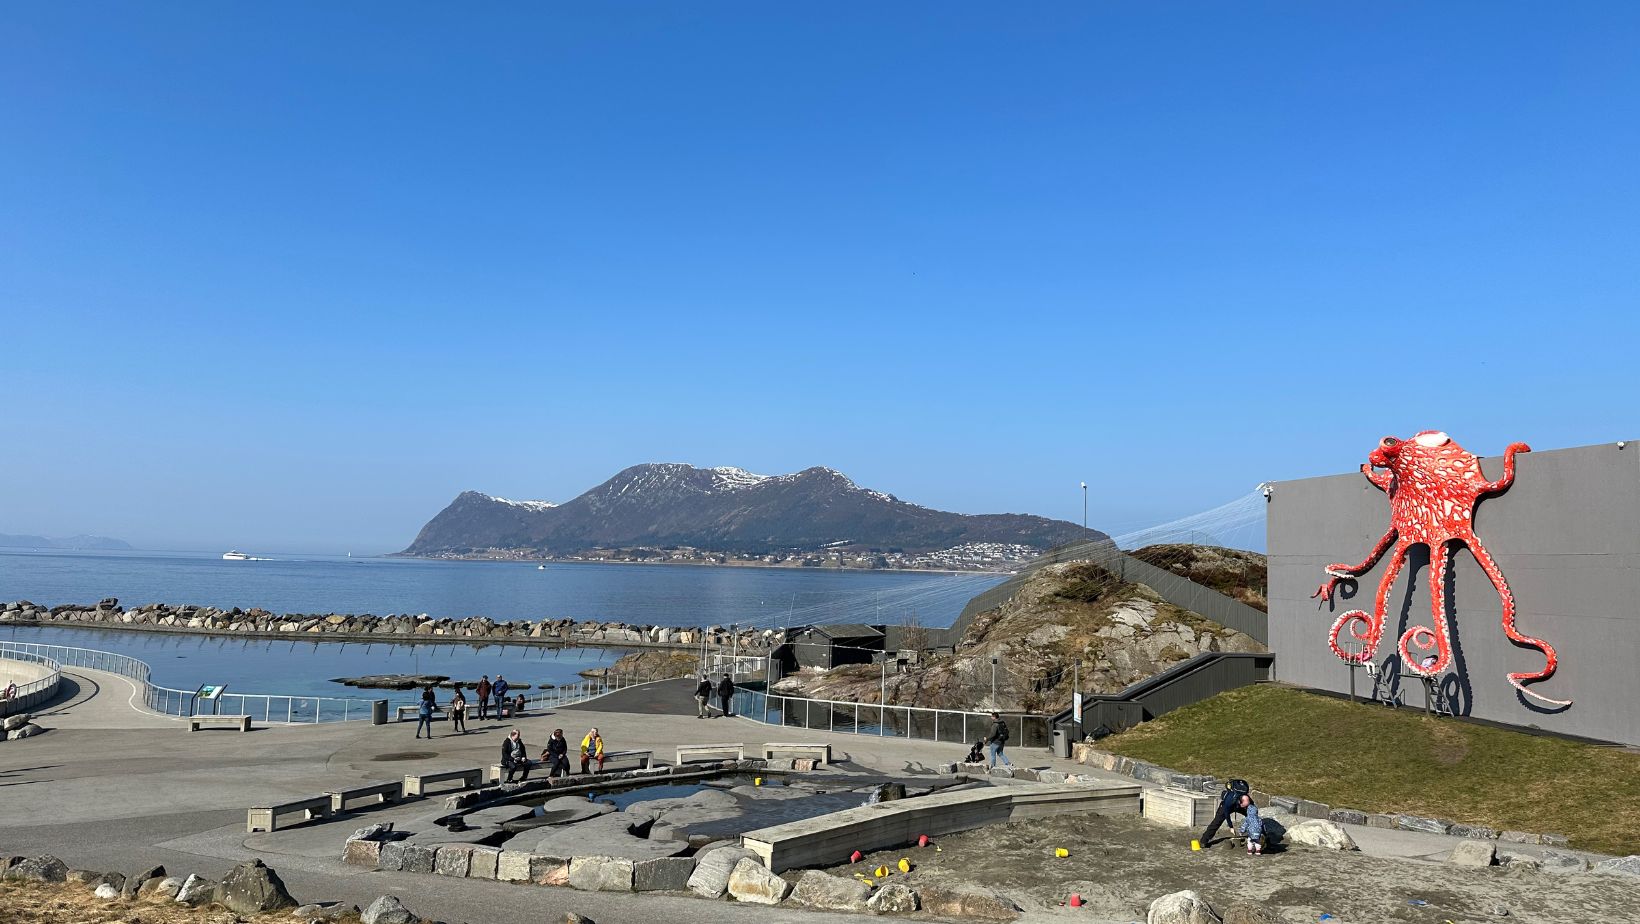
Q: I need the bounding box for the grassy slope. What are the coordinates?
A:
[1099,684,1640,856]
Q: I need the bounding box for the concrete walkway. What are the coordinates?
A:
[0,668,1603,924]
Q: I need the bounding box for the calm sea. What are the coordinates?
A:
[0,549,1002,630]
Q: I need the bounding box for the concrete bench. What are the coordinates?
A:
[676,742,744,764]
[403,767,484,797]
[395,705,446,722]
[325,780,404,813]
[760,742,831,766]
[189,714,252,732]
[246,795,332,833]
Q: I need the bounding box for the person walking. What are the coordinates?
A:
[580,727,606,774]
[414,685,436,739]
[717,672,736,718]
[1197,779,1252,849]
[493,675,510,718]
[985,711,1011,767]
[693,675,713,719]
[543,728,570,778]
[475,675,492,721]
[500,729,530,782]
[449,686,468,734]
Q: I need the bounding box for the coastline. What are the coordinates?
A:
[0,619,700,653]
[388,554,1009,578]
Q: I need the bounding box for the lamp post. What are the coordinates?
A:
[1073,658,1082,740]
[1081,482,1088,532]
[730,624,738,676]
[879,654,887,737]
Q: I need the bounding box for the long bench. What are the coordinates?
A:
[189,714,252,732]
[760,742,831,766]
[246,795,333,833]
[325,780,404,813]
[394,705,446,722]
[676,742,744,764]
[403,767,485,797]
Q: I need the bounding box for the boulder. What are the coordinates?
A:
[687,846,757,898]
[123,864,165,898]
[1448,840,1496,867]
[361,895,420,924]
[1221,904,1277,924]
[93,871,126,893]
[66,869,101,886]
[790,870,871,912]
[1285,819,1358,851]
[150,877,183,900]
[1366,814,1398,829]
[351,822,394,842]
[1537,850,1586,874]
[1397,814,1453,835]
[94,883,119,900]
[1498,850,1540,871]
[292,903,356,921]
[867,882,920,914]
[1592,855,1640,877]
[344,838,382,867]
[568,856,634,892]
[5,856,68,882]
[1147,890,1221,924]
[726,858,790,905]
[914,880,1021,920]
[632,856,694,892]
[214,859,296,914]
[175,874,217,906]
[2,713,29,731]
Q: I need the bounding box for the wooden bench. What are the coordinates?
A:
[676,742,744,764]
[760,742,831,766]
[403,767,484,797]
[246,795,332,833]
[325,780,404,813]
[189,714,252,732]
[394,705,446,722]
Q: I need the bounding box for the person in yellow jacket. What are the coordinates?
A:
[580,727,606,774]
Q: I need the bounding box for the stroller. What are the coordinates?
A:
[964,739,987,764]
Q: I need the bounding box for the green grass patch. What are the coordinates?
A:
[1100,684,1640,855]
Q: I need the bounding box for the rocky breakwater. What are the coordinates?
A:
[0,598,783,654]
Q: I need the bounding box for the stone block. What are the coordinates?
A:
[344,838,382,867]
[1499,830,1541,844]
[1448,840,1495,867]
[790,870,870,912]
[1269,796,1299,813]
[400,845,437,875]
[1498,850,1540,871]
[434,845,473,877]
[467,848,500,880]
[1593,855,1640,878]
[688,846,756,898]
[1249,789,1273,808]
[1295,800,1331,819]
[915,881,1021,921]
[568,856,633,892]
[1365,814,1398,829]
[1538,850,1586,874]
[497,850,534,882]
[866,882,919,913]
[1541,833,1570,847]
[938,762,958,774]
[1327,809,1366,826]
[533,856,571,887]
[987,766,1014,779]
[1011,768,1041,782]
[633,856,693,892]
[1035,770,1066,784]
[726,858,790,905]
[1396,815,1453,836]
[1451,824,1498,840]
[376,842,407,871]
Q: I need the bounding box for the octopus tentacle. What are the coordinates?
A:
[1327,540,1406,663]
[1400,540,1454,677]
[1467,536,1570,707]
[1314,528,1397,601]
[1481,443,1531,494]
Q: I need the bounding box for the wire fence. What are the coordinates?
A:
[737,689,1052,749]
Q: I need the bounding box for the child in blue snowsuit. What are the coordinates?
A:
[1239,795,1264,855]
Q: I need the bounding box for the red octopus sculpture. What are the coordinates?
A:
[1312,430,1569,707]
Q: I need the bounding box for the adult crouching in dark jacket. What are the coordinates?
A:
[1198,782,1252,848]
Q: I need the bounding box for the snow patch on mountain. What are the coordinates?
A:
[489,496,558,511]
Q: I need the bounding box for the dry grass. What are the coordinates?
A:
[0,881,340,924]
[1100,684,1640,856]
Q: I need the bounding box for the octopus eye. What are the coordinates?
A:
[1380,437,1400,448]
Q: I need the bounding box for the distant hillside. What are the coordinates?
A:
[0,533,132,551]
[403,463,1100,557]
[1128,543,1267,612]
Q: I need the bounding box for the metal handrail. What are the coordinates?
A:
[737,688,1053,749]
[0,649,63,716]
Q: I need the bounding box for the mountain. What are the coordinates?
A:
[0,533,133,551]
[402,464,1101,557]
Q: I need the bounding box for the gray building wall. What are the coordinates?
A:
[1267,439,1640,745]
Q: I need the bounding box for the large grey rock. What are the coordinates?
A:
[351,822,394,842]
[790,870,871,912]
[726,858,790,905]
[150,877,183,900]
[1592,855,1640,877]
[2,713,29,731]
[1397,814,1453,835]
[1537,850,1586,874]
[1295,799,1331,819]
[123,864,165,898]
[214,859,296,914]
[400,845,437,875]
[568,856,634,892]
[914,880,1020,920]
[867,882,920,914]
[632,856,693,892]
[4,856,67,882]
[1147,890,1221,924]
[1285,819,1358,851]
[1498,850,1539,871]
[434,845,472,877]
[687,846,757,898]
[174,873,216,906]
[1448,840,1496,867]
[93,883,119,900]
[362,895,420,924]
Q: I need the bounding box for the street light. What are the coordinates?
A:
[1081,482,1088,532]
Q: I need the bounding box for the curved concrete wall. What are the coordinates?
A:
[0,653,62,717]
[1267,439,1640,745]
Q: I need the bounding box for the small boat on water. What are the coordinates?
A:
[222,550,251,561]
[537,564,546,571]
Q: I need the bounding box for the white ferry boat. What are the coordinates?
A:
[222,550,251,561]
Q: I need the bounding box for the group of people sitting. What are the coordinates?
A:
[498,726,608,782]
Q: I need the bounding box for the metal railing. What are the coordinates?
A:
[0,640,378,724]
[737,688,1052,748]
[0,649,63,717]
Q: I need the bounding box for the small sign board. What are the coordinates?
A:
[1073,692,1083,724]
[196,684,227,701]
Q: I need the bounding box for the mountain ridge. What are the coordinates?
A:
[402,463,1101,562]
[0,533,133,551]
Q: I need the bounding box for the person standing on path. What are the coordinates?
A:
[985,711,1011,767]
[500,729,530,782]
[580,727,606,774]
[475,676,492,721]
[717,673,736,718]
[449,687,468,734]
[414,685,436,739]
[694,676,713,719]
[493,675,510,718]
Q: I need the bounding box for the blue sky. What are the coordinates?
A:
[3,3,1638,554]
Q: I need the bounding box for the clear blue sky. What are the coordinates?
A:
[3,3,1637,554]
